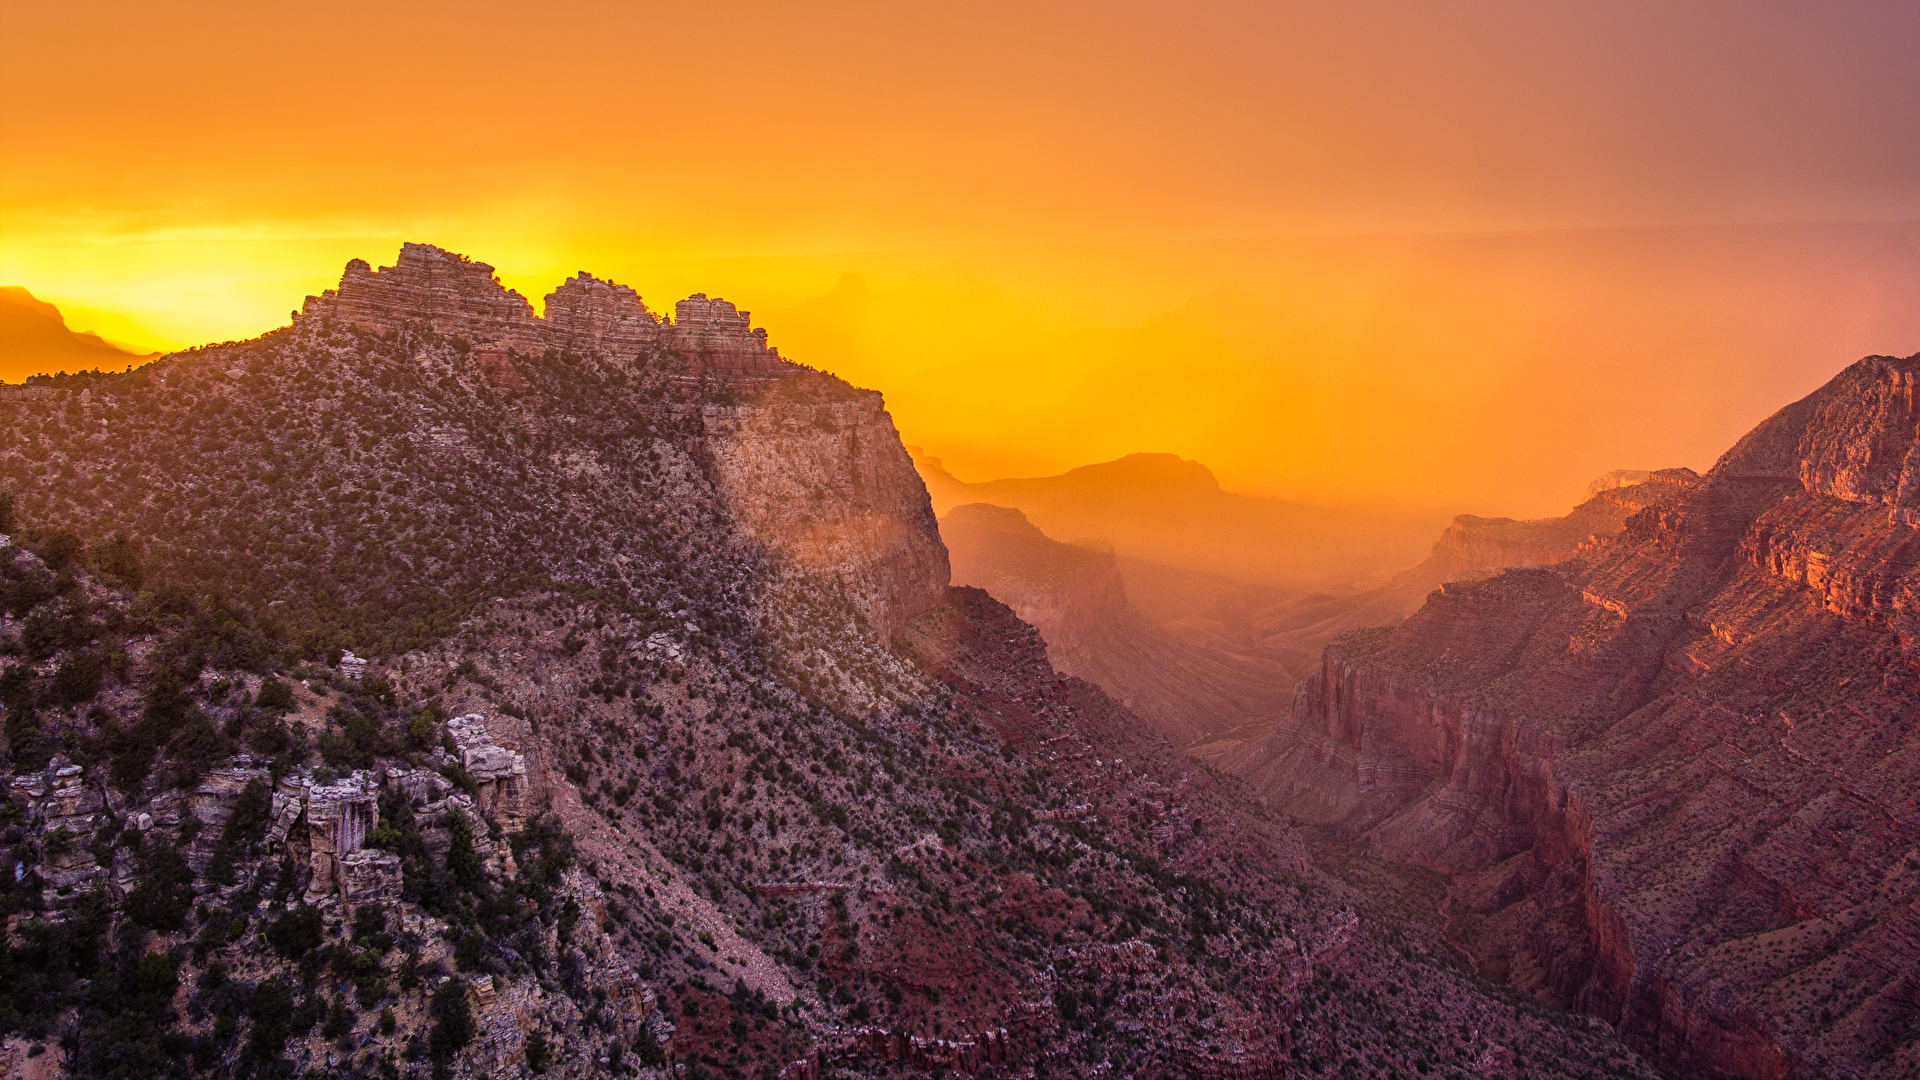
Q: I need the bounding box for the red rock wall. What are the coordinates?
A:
[1244,353,1920,1080]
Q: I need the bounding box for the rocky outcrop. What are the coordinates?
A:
[541,272,660,356]
[303,771,379,899]
[1427,469,1699,582]
[306,243,548,353]
[299,242,784,377]
[670,294,784,379]
[447,712,530,830]
[8,757,109,905]
[1243,353,1920,1080]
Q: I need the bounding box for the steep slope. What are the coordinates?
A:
[0,286,156,383]
[0,243,1666,1080]
[939,503,1295,745]
[1242,353,1920,1079]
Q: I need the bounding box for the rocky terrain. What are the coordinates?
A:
[0,243,1663,1080]
[939,503,1296,746]
[1241,353,1920,1079]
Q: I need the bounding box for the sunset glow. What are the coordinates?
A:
[4,1,1917,513]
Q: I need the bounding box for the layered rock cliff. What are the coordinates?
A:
[1424,469,1700,582]
[1243,353,1920,1079]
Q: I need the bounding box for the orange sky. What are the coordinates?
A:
[3,2,1918,514]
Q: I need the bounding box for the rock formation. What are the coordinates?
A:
[699,392,949,647]
[299,242,785,379]
[1242,352,1920,1080]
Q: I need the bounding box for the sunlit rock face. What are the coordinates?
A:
[307,242,549,353]
[700,393,948,646]
[300,242,787,379]
[1243,352,1920,1080]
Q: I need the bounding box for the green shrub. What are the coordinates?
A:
[445,809,481,893]
[254,678,295,711]
[49,652,102,707]
[428,980,474,1063]
[244,976,295,1066]
[266,905,325,958]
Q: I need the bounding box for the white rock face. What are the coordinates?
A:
[447,714,530,830]
[305,771,379,899]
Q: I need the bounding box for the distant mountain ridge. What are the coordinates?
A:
[935,469,1704,765]
[0,285,157,383]
[913,450,1448,589]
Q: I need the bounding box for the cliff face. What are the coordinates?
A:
[1427,469,1700,582]
[1243,353,1920,1080]
[699,391,948,645]
[938,504,1294,744]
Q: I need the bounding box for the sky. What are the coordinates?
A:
[3,1,1918,514]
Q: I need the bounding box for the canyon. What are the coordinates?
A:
[938,502,1295,746]
[939,463,1701,757]
[0,244,1662,1080]
[1241,352,1920,1079]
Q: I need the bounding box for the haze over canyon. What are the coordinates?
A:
[0,237,1910,1080]
[3,4,1919,1078]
